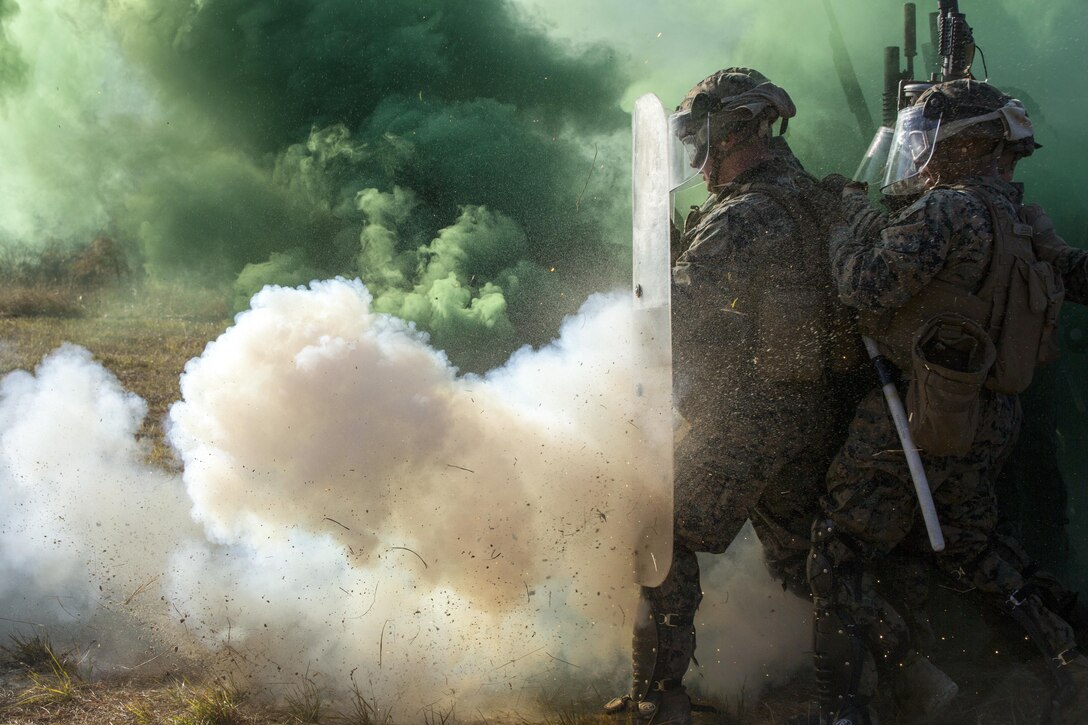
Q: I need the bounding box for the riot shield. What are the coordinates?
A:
[629,93,674,586]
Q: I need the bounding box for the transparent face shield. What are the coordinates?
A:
[853,125,894,187]
[881,105,941,197]
[668,109,712,193]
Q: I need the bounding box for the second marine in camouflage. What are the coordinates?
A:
[810,79,1088,725]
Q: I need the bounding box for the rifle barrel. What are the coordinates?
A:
[884,46,901,127]
[903,3,917,77]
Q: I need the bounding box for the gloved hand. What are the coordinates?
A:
[842,180,869,198]
[818,173,851,196]
[837,179,876,231]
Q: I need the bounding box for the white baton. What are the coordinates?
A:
[863,336,946,552]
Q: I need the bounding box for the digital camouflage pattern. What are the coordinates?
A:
[673,67,796,140]
[831,176,1019,364]
[676,67,773,111]
[614,67,864,723]
[822,177,1084,706]
[648,154,862,640]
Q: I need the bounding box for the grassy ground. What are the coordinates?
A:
[0,644,1055,725]
[0,657,288,725]
[0,284,229,468]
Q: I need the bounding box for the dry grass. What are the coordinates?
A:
[0,633,279,725]
[2,634,60,672]
[170,677,252,725]
[0,287,228,468]
[284,677,325,724]
[2,637,79,712]
[0,284,87,318]
[0,631,1058,724]
[0,671,281,725]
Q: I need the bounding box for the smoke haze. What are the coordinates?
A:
[1,0,1086,714]
[2,1,1086,367]
[0,281,806,713]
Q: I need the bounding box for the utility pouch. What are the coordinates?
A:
[907,313,996,456]
[987,256,1065,393]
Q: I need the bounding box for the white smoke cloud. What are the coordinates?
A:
[0,279,807,715]
[0,344,198,666]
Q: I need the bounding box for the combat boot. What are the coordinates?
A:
[604,598,694,724]
[808,521,879,724]
[1045,650,1088,725]
[603,687,691,724]
[890,650,958,722]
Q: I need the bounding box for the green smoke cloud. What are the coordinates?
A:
[3,0,1086,378]
[353,188,530,370]
[0,0,632,371]
[0,0,26,94]
[122,0,627,151]
[169,0,629,369]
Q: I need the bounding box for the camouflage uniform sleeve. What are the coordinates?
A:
[1022,203,1088,305]
[842,189,890,242]
[829,189,964,311]
[672,193,792,349]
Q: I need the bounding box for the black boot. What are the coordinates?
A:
[1003,586,1088,724]
[808,521,878,724]
[604,597,694,724]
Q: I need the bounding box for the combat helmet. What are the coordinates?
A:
[669,67,795,190]
[916,79,1035,145]
[883,79,1037,195]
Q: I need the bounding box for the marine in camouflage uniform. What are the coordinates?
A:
[811,79,1088,725]
[607,67,864,725]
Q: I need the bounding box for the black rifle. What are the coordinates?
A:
[937,0,976,82]
[895,0,976,112]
